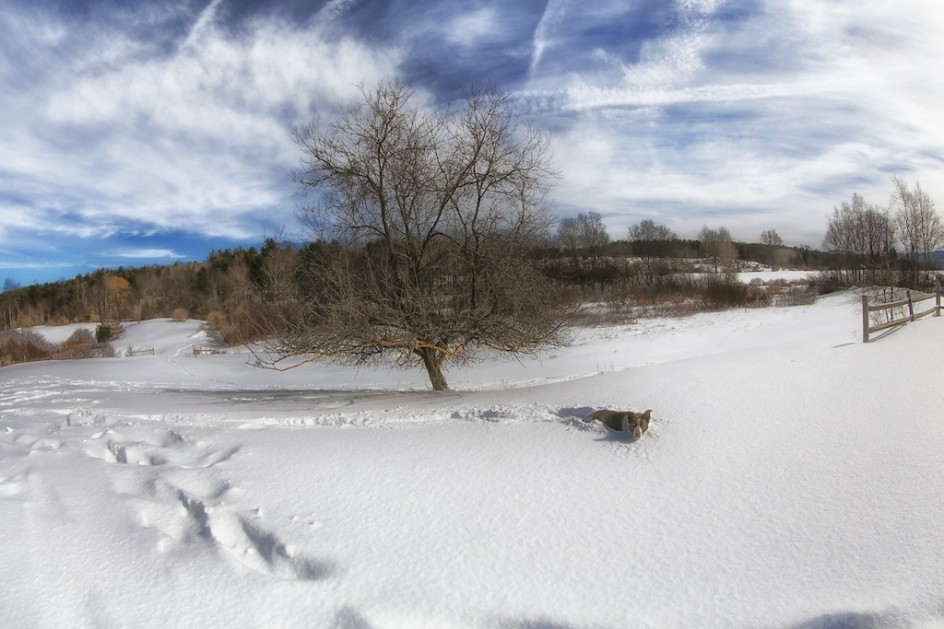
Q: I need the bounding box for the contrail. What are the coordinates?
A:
[183,0,224,50]
[529,0,567,77]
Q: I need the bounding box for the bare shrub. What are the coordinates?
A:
[601,285,638,325]
[65,328,94,344]
[56,328,116,359]
[569,302,637,327]
[703,277,750,309]
[171,308,189,322]
[203,311,229,344]
[59,329,96,359]
[205,306,283,346]
[811,273,849,295]
[0,330,54,366]
[768,280,816,307]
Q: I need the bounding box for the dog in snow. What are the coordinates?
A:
[583,409,651,440]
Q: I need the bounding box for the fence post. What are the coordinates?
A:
[937,290,941,317]
[862,294,870,343]
[907,289,915,321]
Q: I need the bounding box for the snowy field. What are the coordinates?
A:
[737,270,814,284]
[2,290,944,628]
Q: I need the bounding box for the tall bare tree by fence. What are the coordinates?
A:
[258,82,569,391]
[822,192,896,286]
[893,177,943,287]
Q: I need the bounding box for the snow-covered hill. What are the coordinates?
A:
[2,292,943,628]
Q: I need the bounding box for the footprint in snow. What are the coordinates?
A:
[82,427,239,469]
[0,469,32,501]
[132,478,332,581]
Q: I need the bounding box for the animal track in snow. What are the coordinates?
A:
[13,433,63,451]
[0,423,56,503]
[80,423,333,582]
[208,509,334,581]
[2,412,332,583]
[131,476,332,581]
[0,469,31,500]
[126,475,228,547]
[82,427,239,469]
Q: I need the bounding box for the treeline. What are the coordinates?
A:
[1,233,822,335]
[538,214,827,301]
[822,179,943,288]
[539,238,823,295]
[3,185,940,337]
[1,242,286,334]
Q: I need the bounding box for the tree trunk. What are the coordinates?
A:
[416,347,448,391]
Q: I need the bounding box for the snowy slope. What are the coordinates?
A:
[2,292,944,628]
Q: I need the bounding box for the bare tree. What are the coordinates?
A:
[699,225,736,274]
[556,212,609,256]
[256,238,300,304]
[576,211,609,252]
[266,82,567,391]
[628,219,677,287]
[760,229,783,247]
[556,217,580,257]
[824,195,862,283]
[824,191,898,285]
[629,219,675,243]
[893,177,942,285]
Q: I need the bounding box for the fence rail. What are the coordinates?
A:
[125,346,155,356]
[862,290,941,342]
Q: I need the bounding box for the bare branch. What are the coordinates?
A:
[265,82,568,390]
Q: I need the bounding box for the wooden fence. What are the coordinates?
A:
[125,346,155,356]
[862,290,941,342]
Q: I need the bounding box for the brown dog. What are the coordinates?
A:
[583,409,652,439]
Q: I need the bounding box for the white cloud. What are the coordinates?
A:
[110,249,185,260]
[0,3,401,244]
[523,0,944,246]
[0,259,76,271]
[547,95,930,246]
[445,8,500,49]
[3,0,943,260]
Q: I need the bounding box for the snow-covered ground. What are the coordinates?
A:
[2,291,944,628]
[737,270,813,284]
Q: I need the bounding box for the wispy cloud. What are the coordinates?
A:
[2,0,943,285]
[0,1,399,243]
[109,249,186,260]
[518,0,944,243]
[444,8,500,49]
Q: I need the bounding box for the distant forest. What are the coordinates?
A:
[1,235,831,336]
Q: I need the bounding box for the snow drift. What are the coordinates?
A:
[2,291,943,628]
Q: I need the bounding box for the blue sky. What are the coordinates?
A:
[2,0,943,286]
